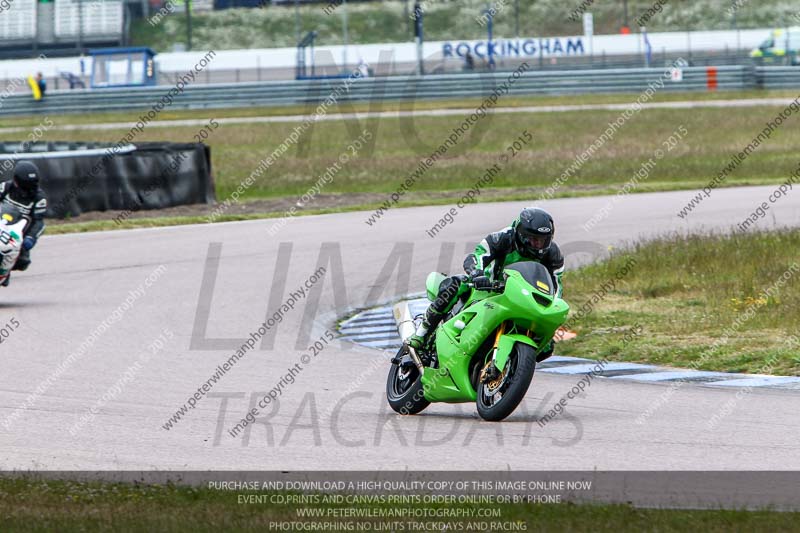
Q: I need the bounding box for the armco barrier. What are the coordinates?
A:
[0,65,773,117]
[0,142,215,218]
[755,66,800,89]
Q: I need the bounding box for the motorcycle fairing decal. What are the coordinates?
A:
[536,280,550,293]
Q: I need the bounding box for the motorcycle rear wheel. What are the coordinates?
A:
[386,347,430,415]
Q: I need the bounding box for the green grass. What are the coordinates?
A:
[6,92,800,206]
[559,230,800,375]
[130,0,800,52]
[1,477,799,532]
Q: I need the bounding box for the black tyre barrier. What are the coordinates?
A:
[0,141,215,218]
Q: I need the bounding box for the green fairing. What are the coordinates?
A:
[419,267,569,403]
[494,334,537,372]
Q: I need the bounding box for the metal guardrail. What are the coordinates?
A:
[755,66,800,89]
[0,65,794,118]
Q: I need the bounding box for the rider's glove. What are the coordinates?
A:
[22,236,36,250]
[472,275,492,290]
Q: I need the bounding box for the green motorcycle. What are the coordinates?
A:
[387,262,569,421]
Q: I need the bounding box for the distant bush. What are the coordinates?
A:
[131,0,800,52]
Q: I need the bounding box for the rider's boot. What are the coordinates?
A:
[407,307,445,350]
[13,249,30,272]
[1,275,9,287]
[407,275,463,349]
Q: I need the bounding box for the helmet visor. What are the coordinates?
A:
[17,177,37,190]
[518,228,552,251]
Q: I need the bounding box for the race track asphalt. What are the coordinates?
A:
[1,185,798,474]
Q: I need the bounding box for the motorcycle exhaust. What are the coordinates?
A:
[393,301,425,375]
[393,301,417,343]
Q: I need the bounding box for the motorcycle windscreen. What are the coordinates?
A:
[0,203,25,225]
[504,262,555,296]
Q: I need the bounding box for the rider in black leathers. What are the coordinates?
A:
[0,160,47,285]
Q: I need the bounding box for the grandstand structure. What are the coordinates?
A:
[0,0,126,59]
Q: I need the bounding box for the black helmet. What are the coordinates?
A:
[514,207,554,259]
[13,160,41,193]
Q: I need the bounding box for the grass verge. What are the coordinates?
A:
[5,91,800,213]
[1,477,799,532]
[559,229,800,375]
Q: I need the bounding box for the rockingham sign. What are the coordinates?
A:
[441,36,585,59]
[129,28,774,74]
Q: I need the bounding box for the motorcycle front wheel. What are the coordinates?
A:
[476,342,536,422]
[386,347,430,415]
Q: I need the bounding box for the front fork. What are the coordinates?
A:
[480,321,507,383]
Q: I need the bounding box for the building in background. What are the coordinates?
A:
[0,0,126,59]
